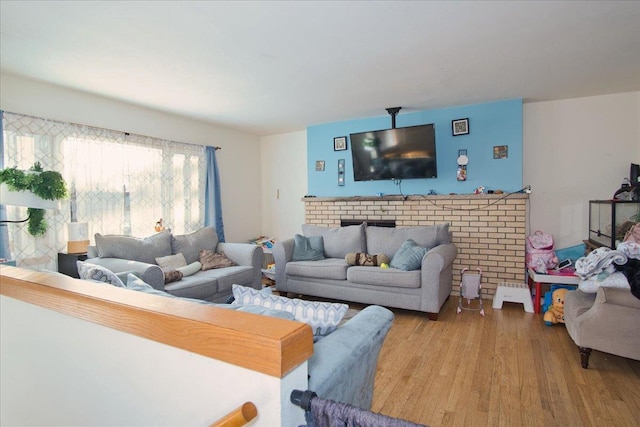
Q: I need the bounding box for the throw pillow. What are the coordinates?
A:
[164,270,183,284]
[155,253,188,271]
[345,252,390,266]
[232,284,348,339]
[199,250,238,271]
[76,261,126,287]
[171,227,219,264]
[176,261,202,277]
[292,234,325,261]
[390,239,428,271]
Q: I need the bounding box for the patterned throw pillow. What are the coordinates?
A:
[163,270,183,284]
[199,250,238,271]
[76,261,126,287]
[232,284,349,339]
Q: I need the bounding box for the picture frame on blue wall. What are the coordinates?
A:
[452,118,469,136]
[315,160,325,171]
[334,136,348,151]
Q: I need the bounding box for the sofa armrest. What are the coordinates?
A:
[216,242,263,290]
[419,243,458,314]
[307,305,394,410]
[273,239,294,291]
[84,257,165,291]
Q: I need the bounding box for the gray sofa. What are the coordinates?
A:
[84,226,263,303]
[274,223,457,320]
[564,287,640,368]
[89,271,394,410]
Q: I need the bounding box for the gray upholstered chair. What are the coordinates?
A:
[564,287,640,368]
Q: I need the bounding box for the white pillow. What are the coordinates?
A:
[232,284,348,339]
[155,253,187,271]
[77,261,125,287]
[176,261,202,277]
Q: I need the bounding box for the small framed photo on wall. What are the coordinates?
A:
[452,118,469,136]
[315,160,325,171]
[334,136,348,151]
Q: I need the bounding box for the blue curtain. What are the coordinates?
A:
[204,146,225,242]
[0,110,11,260]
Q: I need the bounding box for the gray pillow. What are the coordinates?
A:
[390,239,428,271]
[95,230,172,265]
[171,227,219,264]
[301,223,366,258]
[77,261,126,287]
[292,234,325,261]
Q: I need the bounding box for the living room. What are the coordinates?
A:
[1,1,639,426]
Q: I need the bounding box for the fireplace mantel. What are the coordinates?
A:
[302,193,529,298]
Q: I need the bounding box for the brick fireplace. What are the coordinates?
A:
[303,194,529,298]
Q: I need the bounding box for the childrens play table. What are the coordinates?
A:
[527,268,580,313]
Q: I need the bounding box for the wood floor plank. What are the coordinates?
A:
[368,298,640,427]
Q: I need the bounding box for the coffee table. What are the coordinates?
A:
[527,268,580,313]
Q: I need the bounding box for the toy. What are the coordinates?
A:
[457,267,484,316]
[543,288,568,325]
[380,263,389,269]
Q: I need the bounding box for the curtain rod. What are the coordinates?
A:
[3,110,221,150]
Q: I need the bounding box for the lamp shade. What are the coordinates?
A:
[1,183,61,210]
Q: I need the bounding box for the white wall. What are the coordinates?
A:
[259,131,307,240]
[1,295,307,426]
[523,92,640,248]
[0,72,262,243]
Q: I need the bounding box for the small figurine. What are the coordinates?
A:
[155,218,165,232]
[474,186,485,194]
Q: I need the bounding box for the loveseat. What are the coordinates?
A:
[564,287,640,368]
[79,267,394,410]
[274,223,457,320]
[84,226,262,303]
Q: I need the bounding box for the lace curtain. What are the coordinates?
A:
[2,112,206,270]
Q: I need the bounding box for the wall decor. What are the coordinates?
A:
[334,136,348,151]
[493,145,508,159]
[452,118,469,136]
[337,159,345,186]
[315,160,325,171]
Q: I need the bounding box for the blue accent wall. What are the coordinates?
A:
[307,99,523,196]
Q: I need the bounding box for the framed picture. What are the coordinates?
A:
[315,160,325,171]
[334,136,348,151]
[452,118,469,136]
[493,145,508,159]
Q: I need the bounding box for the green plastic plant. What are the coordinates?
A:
[0,162,68,236]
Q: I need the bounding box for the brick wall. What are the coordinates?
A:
[303,194,528,298]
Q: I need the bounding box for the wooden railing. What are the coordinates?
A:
[210,402,258,427]
[0,265,313,378]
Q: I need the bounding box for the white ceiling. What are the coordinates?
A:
[1,1,639,136]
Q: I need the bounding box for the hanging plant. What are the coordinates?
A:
[0,162,68,236]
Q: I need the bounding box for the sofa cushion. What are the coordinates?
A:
[302,223,366,259]
[390,239,428,271]
[366,224,450,258]
[171,226,219,264]
[199,250,238,270]
[77,261,125,287]
[347,267,422,288]
[232,284,349,339]
[155,253,187,271]
[286,258,349,281]
[292,234,325,261]
[95,230,172,264]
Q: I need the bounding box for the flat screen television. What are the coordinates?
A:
[350,124,437,181]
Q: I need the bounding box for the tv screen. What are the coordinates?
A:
[350,124,437,181]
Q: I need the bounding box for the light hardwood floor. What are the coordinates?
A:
[369,298,640,427]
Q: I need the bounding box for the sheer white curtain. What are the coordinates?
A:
[2,112,206,271]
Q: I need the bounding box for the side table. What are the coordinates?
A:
[58,252,88,278]
[527,268,580,313]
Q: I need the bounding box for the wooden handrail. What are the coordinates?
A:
[0,266,314,377]
[210,402,258,427]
